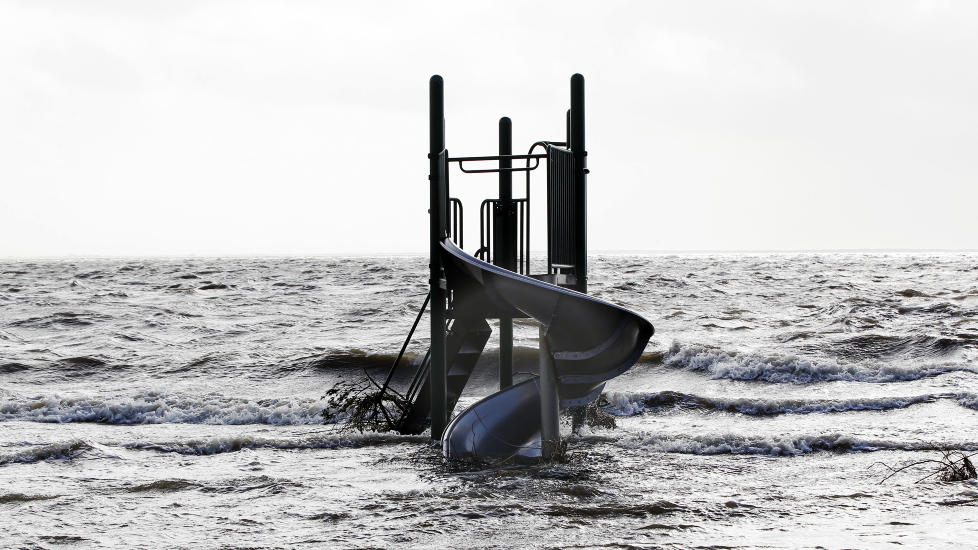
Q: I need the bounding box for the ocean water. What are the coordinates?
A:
[1,254,977,549]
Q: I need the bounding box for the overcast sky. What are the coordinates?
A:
[2,1,976,257]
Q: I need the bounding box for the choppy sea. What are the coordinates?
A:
[1,254,977,548]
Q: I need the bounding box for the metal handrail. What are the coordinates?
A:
[448,197,463,248]
[479,199,494,264]
[450,154,546,174]
[522,141,565,275]
[379,292,430,399]
[404,347,431,405]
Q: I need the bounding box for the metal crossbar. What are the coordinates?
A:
[450,154,546,174]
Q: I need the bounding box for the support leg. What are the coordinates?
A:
[538,324,560,459]
[500,319,513,389]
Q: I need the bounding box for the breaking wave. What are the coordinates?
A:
[611,432,978,456]
[0,391,336,425]
[123,433,425,456]
[662,342,978,384]
[0,440,93,466]
[288,350,421,373]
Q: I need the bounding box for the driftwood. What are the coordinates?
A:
[322,380,408,433]
[873,449,978,484]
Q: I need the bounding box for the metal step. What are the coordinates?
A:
[396,318,492,435]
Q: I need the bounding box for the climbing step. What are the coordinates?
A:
[396,318,492,435]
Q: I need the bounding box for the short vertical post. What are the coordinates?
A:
[429,75,448,441]
[538,324,560,459]
[570,74,587,294]
[565,109,571,148]
[497,117,514,389]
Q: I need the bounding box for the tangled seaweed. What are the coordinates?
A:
[873,449,978,484]
[322,380,409,433]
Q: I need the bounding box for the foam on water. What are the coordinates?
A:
[0,440,94,465]
[0,390,335,425]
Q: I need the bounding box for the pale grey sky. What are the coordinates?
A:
[2,1,976,257]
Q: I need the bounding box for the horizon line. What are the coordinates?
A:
[2,247,978,261]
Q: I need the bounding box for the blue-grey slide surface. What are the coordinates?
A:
[440,240,654,459]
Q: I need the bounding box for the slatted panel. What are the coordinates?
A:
[547,147,577,271]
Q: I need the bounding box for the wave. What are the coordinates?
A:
[602,390,978,416]
[661,342,978,384]
[126,479,201,492]
[0,440,93,466]
[831,334,965,361]
[125,475,299,494]
[287,350,423,374]
[610,432,978,456]
[0,391,337,425]
[7,311,110,329]
[123,432,425,456]
[958,393,978,410]
[0,492,59,503]
[1,350,424,380]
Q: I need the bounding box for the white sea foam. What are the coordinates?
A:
[0,390,336,425]
[0,440,93,465]
[662,341,978,384]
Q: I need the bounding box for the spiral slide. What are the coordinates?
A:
[439,240,654,459]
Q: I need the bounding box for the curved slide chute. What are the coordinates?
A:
[439,240,654,459]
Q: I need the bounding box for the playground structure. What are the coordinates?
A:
[381,74,653,460]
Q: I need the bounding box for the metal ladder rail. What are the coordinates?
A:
[378,292,431,401]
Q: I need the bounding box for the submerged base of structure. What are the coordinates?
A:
[443,379,548,460]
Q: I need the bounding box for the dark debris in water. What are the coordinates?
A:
[875,449,978,484]
[322,380,408,433]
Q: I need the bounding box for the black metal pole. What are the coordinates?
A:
[497,117,514,389]
[429,75,448,441]
[565,109,571,149]
[570,74,587,294]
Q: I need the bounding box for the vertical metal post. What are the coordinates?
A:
[565,109,571,149]
[570,74,587,294]
[538,324,560,459]
[429,75,448,441]
[497,117,514,389]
